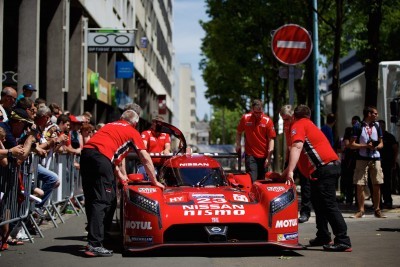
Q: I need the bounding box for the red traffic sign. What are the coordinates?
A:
[271,24,313,65]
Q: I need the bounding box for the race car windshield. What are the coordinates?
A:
[160,167,225,187]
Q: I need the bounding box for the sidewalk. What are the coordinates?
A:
[301,192,400,222]
[339,193,400,220]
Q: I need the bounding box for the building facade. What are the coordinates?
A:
[177,63,197,145]
[0,0,173,126]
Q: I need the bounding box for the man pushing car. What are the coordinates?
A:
[80,110,164,257]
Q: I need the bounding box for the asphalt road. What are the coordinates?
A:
[1,198,399,267]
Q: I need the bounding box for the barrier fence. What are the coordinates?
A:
[0,152,83,243]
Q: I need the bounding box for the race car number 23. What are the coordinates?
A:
[196,198,227,204]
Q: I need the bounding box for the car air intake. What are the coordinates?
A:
[163,223,268,243]
[205,226,228,242]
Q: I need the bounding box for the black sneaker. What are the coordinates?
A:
[323,243,352,252]
[309,237,333,247]
[85,244,113,257]
[298,214,310,223]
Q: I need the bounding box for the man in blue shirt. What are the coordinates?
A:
[321,113,336,148]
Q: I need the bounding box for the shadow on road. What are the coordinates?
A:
[122,246,305,258]
[41,244,88,257]
[377,228,400,232]
[54,235,87,241]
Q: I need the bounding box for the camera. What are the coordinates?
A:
[368,138,379,147]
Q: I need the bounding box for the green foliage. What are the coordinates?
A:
[200,0,400,115]
[209,107,242,145]
[200,0,310,114]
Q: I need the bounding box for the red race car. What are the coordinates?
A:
[118,120,302,253]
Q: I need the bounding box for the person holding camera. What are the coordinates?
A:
[349,106,385,218]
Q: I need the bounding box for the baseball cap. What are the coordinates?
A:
[69,115,82,124]
[23,84,37,91]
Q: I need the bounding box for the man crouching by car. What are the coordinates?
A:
[80,110,164,257]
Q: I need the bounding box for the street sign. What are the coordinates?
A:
[271,24,313,65]
[88,31,135,53]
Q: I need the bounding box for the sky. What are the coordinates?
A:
[173,0,210,120]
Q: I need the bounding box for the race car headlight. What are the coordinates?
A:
[269,188,295,227]
[129,190,160,216]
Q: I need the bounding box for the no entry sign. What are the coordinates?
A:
[271,24,313,65]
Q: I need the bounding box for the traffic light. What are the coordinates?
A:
[390,99,400,123]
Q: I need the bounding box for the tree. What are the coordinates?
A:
[209,107,241,144]
[200,0,310,116]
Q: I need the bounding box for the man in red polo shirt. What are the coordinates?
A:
[236,99,276,182]
[141,116,171,167]
[282,105,352,252]
[80,110,164,257]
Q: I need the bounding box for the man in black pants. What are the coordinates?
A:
[81,110,164,257]
[282,105,352,252]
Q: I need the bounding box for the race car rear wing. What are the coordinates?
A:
[125,152,242,172]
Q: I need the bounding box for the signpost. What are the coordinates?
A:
[272,24,313,105]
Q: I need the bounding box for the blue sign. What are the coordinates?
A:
[115,61,134,79]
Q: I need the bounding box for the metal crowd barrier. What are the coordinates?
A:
[0,156,36,243]
[0,151,84,243]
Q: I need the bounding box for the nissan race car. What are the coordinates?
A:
[117,120,302,253]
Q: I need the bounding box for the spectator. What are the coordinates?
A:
[80,110,163,257]
[236,99,276,181]
[0,87,18,122]
[280,105,312,224]
[15,98,37,121]
[1,108,36,160]
[0,127,24,164]
[34,98,47,109]
[282,104,352,252]
[68,115,83,171]
[16,84,37,102]
[32,106,65,215]
[80,123,95,146]
[0,125,25,250]
[69,115,83,150]
[49,103,62,124]
[350,106,385,218]
[377,119,398,209]
[340,116,361,206]
[321,113,336,148]
[0,107,36,246]
[55,114,80,155]
[79,111,93,124]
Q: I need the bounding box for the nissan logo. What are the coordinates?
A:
[210,227,222,233]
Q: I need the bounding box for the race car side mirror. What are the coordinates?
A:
[227,173,244,188]
[228,177,239,187]
[127,174,152,185]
